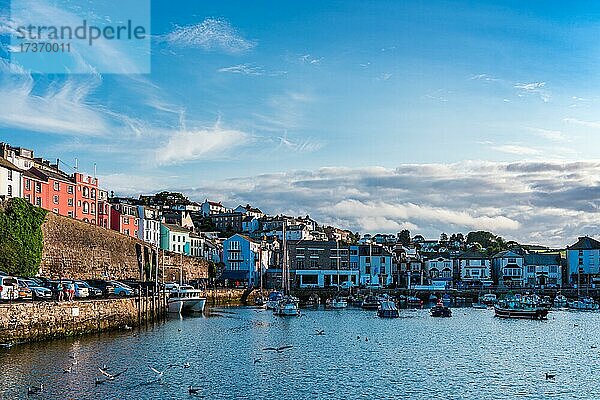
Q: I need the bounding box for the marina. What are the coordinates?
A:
[2,305,600,399]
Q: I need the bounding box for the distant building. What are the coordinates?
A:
[211,212,244,233]
[233,204,265,219]
[287,240,357,288]
[97,189,111,229]
[492,249,525,287]
[567,236,600,285]
[138,206,161,247]
[457,251,492,284]
[200,199,228,216]
[22,166,76,218]
[222,234,268,286]
[110,201,139,238]
[160,223,191,255]
[523,253,562,286]
[351,244,393,287]
[0,157,22,200]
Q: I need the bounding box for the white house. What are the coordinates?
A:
[138,206,161,248]
[457,251,492,283]
[523,253,562,287]
[200,199,228,216]
[0,157,22,199]
[425,254,453,279]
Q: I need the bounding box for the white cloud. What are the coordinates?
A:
[165,18,256,53]
[277,133,323,153]
[515,82,550,102]
[494,144,541,156]
[156,122,250,165]
[470,74,499,82]
[563,118,600,130]
[299,54,322,65]
[527,127,568,142]
[218,64,264,75]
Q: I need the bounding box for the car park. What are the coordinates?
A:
[16,280,33,300]
[75,281,103,297]
[110,280,136,297]
[85,280,116,297]
[19,279,53,300]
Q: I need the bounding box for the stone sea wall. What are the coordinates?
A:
[0,298,155,343]
[39,212,208,281]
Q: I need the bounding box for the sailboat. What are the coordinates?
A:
[328,239,347,309]
[273,221,300,316]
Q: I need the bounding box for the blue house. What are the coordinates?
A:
[351,244,393,287]
[222,234,262,286]
[567,236,600,285]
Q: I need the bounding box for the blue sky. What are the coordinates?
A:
[2,0,600,245]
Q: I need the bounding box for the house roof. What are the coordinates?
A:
[493,249,524,259]
[524,253,561,266]
[0,157,20,172]
[28,166,72,183]
[569,236,600,251]
[162,223,190,233]
[457,251,489,259]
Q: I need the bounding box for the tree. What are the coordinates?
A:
[466,231,507,255]
[440,233,448,243]
[398,230,411,246]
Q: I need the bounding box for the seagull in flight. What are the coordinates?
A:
[263,345,293,353]
[27,384,43,395]
[98,367,128,381]
[545,372,556,380]
[315,329,325,336]
[148,365,175,381]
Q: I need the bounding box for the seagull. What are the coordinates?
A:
[123,325,133,331]
[365,337,369,342]
[148,365,174,381]
[315,330,325,336]
[189,386,201,395]
[63,366,72,374]
[95,377,106,386]
[72,358,78,366]
[263,345,293,353]
[98,367,128,381]
[545,373,556,380]
[27,384,43,395]
[253,358,261,364]
[592,345,597,349]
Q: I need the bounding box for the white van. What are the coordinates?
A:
[0,276,19,300]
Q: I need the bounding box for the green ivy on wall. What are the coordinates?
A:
[0,198,47,277]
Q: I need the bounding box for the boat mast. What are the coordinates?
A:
[336,239,340,294]
[282,220,287,295]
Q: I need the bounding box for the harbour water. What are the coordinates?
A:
[2,306,599,399]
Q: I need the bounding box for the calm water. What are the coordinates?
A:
[1,306,598,399]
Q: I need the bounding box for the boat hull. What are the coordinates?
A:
[430,306,452,317]
[494,306,548,320]
[167,300,184,314]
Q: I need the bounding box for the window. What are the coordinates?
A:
[77,200,81,207]
[527,265,535,273]
[83,187,89,197]
[53,195,59,204]
[297,260,305,269]
[7,170,12,180]
[229,240,240,250]
[25,179,30,190]
[68,211,74,217]
[53,182,59,191]
[365,257,371,264]
[35,182,42,193]
[172,245,176,251]
[67,186,74,194]
[550,266,558,274]
[124,229,130,235]
[53,208,58,213]
[7,185,12,197]
[25,194,31,202]
[123,217,129,224]
[83,202,89,214]
[508,258,516,264]
[91,189,96,199]
[68,198,73,206]
[91,203,95,214]
[380,257,386,264]
[35,197,41,206]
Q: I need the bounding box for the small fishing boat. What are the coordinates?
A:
[407,296,423,308]
[494,297,549,320]
[304,293,321,308]
[480,293,498,306]
[430,299,452,317]
[568,297,599,311]
[361,295,380,310]
[377,299,399,318]
[554,294,567,308]
[327,296,348,309]
[442,294,452,307]
[167,285,206,314]
[266,291,283,310]
[273,295,301,316]
[428,294,438,303]
[472,302,488,309]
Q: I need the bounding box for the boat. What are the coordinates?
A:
[377,299,399,318]
[472,303,488,309]
[327,297,348,309]
[407,296,423,308]
[539,296,553,309]
[480,293,498,306]
[494,297,549,320]
[442,294,452,307]
[554,294,568,308]
[428,294,438,302]
[361,294,380,309]
[304,293,321,308]
[167,285,207,314]
[266,291,283,310]
[568,297,599,311]
[430,299,452,317]
[273,222,300,317]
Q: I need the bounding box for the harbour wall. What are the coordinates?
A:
[40,212,208,281]
[0,297,161,343]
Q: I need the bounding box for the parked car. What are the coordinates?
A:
[42,280,64,299]
[85,280,116,297]
[75,281,103,297]
[110,281,136,297]
[0,276,19,300]
[19,279,53,300]
[120,280,158,295]
[62,281,89,298]
[16,280,33,300]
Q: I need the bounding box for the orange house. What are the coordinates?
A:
[110,202,139,237]
[73,172,99,224]
[22,167,76,217]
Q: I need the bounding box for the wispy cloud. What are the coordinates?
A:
[299,54,323,65]
[218,64,264,75]
[377,73,392,81]
[563,118,600,130]
[470,73,499,82]
[527,127,568,142]
[277,133,323,153]
[494,144,541,156]
[156,121,250,165]
[515,81,550,102]
[165,18,256,53]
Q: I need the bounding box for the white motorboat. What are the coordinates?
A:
[327,297,348,309]
[554,294,567,308]
[569,297,599,311]
[274,295,300,316]
[167,285,207,314]
[266,291,283,310]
